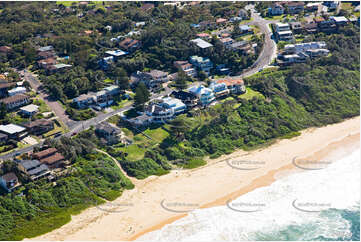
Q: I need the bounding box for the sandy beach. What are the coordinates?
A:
[29,116,360,241]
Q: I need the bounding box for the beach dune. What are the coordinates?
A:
[29,116,360,241]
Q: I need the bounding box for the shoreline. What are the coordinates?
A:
[29,116,360,241]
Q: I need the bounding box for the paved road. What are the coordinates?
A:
[240,8,278,78]
[1,7,275,161]
[0,86,173,161]
[22,70,76,128]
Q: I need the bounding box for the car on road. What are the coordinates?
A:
[259,68,263,72]
[71,132,78,136]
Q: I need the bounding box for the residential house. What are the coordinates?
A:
[303,22,318,34]
[188,85,215,106]
[238,9,249,19]
[318,19,337,33]
[215,78,246,94]
[330,16,349,26]
[284,41,327,54]
[8,86,26,96]
[37,46,54,52]
[219,37,234,48]
[95,122,125,145]
[216,64,231,75]
[0,82,15,98]
[275,22,291,32]
[216,18,228,25]
[95,90,112,107]
[290,22,303,34]
[99,56,114,70]
[37,57,57,69]
[130,70,169,90]
[37,51,56,60]
[47,64,72,74]
[268,3,285,15]
[283,1,305,14]
[0,94,30,110]
[196,33,211,40]
[239,25,253,34]
[33,148,65,169]
[278,52,309,65]
[278,30,294,41]
[135,21,146,28]
[190,38,213,49]
[0,124,27,140]
[127,114,152,127]
[0,133,8,144]
[0,46,12,53]
[104,85,121,96]
[0,172,20,192]
[140,3,154,11]
[305,2,320,12]
[230,17,243,22]
[72,93,96,108]
[305,48,330,58]
[209,82,230,98]
[189,56,213,75]
[19,104,39,117]
[159,97,187,115]
[171,90,198,108]
[17,160,50,180]
[23,119,54,136]
[119,38,141,52]
[105,49,128,61]
[145,97,186,123]
[174,61,197,78]
[198,21,216,30]
[323,1,339,10]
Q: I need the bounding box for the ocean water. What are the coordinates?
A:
[138,148,360,241]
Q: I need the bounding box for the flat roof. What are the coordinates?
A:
[105,50,128,57]
[0,124,26,135]
[278,30,293,35]
[20,104,39,112]
[331,16,348,22]
[190,38,213,49]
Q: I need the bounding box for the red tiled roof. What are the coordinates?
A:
[40,153,65,165]
[216,78,244,86]
[33,148,57,160]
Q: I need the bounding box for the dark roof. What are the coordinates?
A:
[19,160,41,171]
[0,133,8,139]
[24,119,53,128]
[0,94,29,105]
[27,164,49,176]
[1,172,18,182]
[171,90,197,100]
[33,148,57,160]
[0,82,15,90]
[96,122,121,135]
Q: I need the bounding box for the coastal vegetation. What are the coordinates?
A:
[0,137,134,241]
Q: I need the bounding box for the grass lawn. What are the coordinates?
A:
[110,99,133,111]
[117,144,146,161]
[341,2,353,11]
[56,1,77,7]
[238,87,265,100]
[103,78,114,84]
[33,97,51,113]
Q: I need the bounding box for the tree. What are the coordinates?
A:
[198,71,207,81]
[134,82,150,111]
[169,116,190,141]
[114,67,129,91]
[174,70,188,90]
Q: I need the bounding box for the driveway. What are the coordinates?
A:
[23,70,76,128]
